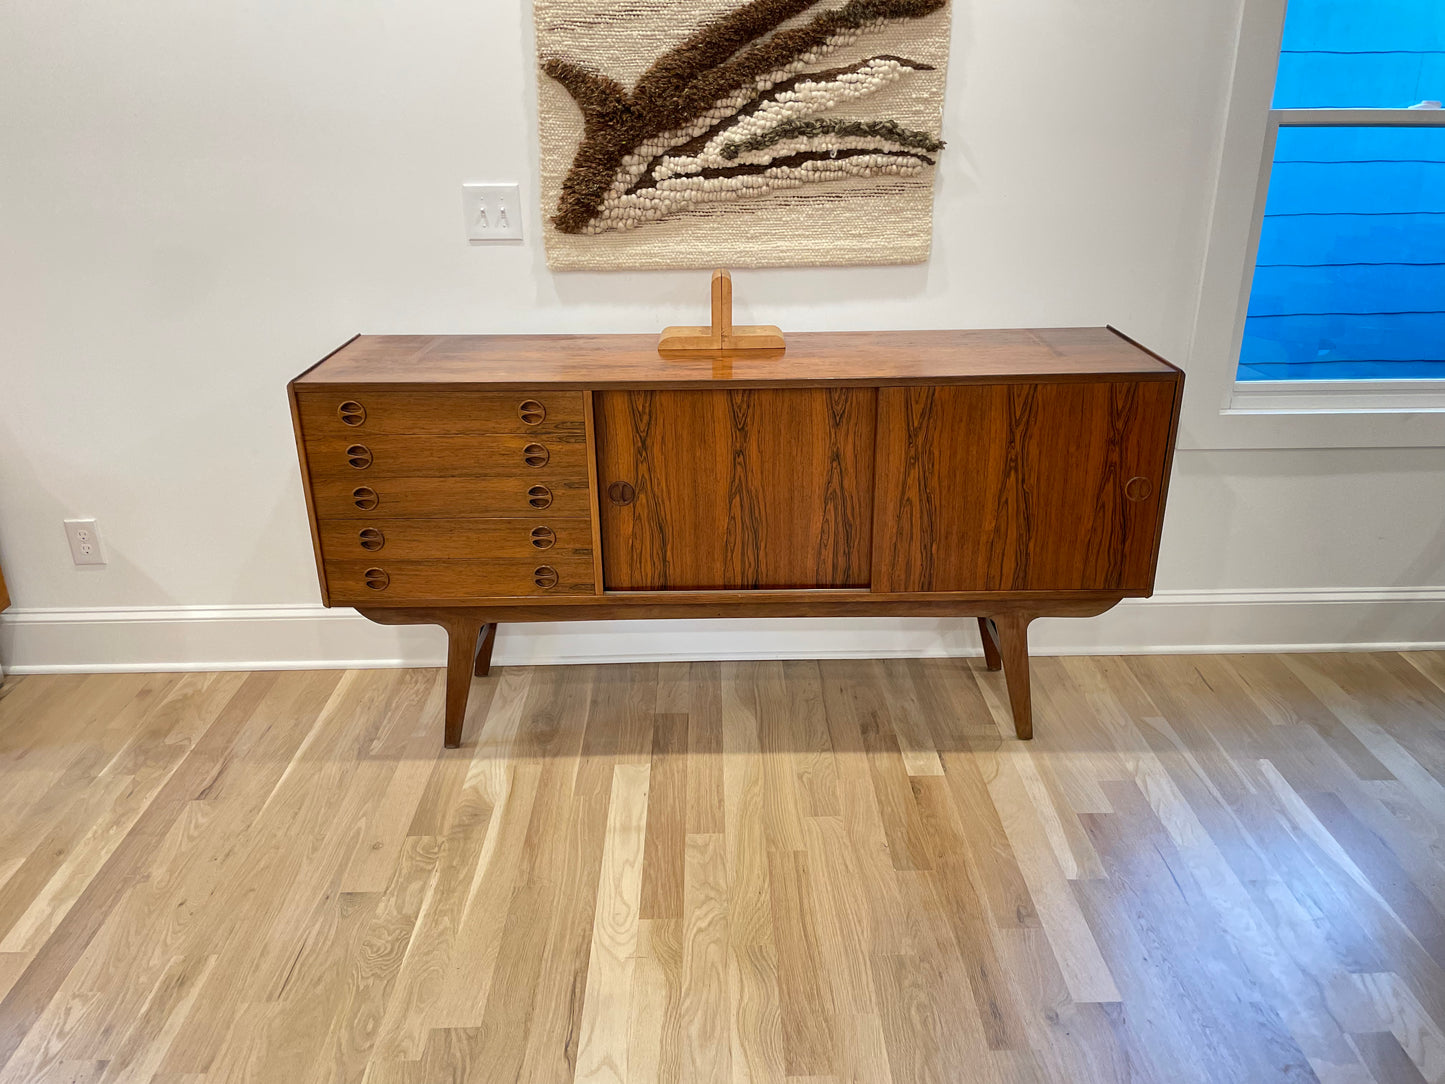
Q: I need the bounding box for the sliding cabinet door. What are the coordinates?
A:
[873,380,1178,593]
[594,388,876,590]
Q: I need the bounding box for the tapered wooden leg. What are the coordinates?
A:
[443,616,485,748]
[978,617,1002,671]
[991,615,1034,740]
[474,622,497,677]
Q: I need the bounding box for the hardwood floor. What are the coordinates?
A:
[1,653,1444,1083]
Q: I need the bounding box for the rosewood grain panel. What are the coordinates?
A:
[302,432,589,481]
[595,388,876,590]
[873,380,1178,593]
[316,518,594,562]
[325,556,595,603]
[293,386,586,437]
[309,475,593,520]
[294,328,1179,388]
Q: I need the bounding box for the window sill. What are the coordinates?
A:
[1228,379,1445,414]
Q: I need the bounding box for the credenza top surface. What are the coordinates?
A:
[295,326,1179,388]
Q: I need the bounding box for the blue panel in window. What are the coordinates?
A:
[1279,0,1445,53]
[1273,0,1445,107]
[1238,125,1445,381]
[1264,161,1445,215]
[1276,53,1445,108]
[1249,266,1445,315]
[1241,313,1445,371]
[1274,125,1445,162]
[1256,213,1445,265]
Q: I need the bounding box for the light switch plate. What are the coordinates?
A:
[463,183,523,242]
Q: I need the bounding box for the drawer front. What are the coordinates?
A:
[295,387,586,438]
[325,556,596,603]
[310,475,593,519]
[318,517,594,562]
[304,432,588,481]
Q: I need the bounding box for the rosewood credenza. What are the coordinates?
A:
[289,327,1183,747]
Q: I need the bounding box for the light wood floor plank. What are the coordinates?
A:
[0,653,1443,1083]
[575,762,650,1084]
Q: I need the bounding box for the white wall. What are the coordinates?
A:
[2,0,1441,672]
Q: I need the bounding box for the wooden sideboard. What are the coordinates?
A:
[289,327,1183,747]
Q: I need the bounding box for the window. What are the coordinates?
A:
[1235,0,1445,388]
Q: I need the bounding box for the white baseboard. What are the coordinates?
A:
[2,587,1442,674]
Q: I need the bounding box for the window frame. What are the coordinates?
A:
[1181,0,1445,450]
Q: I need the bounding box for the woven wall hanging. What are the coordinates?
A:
[534,0,952,270]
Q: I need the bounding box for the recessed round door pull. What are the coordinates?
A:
[518,400,546,425]
[529,526,556,550]
[607,481,635,506]
[527,485,553,509]
[358,527,385,551]
[352,486,379,511]
[363,568,389,590]
[345,444,373,469]
[522,443,550,468]
[533,565,559,589]
[338,401,366,427]
[1125,476,1154,502]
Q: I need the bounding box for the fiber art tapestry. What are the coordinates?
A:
[534,0,952,270]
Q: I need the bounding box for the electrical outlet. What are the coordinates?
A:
[64,519,106,566]
[462,183,523,242]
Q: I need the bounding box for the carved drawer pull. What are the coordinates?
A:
[352,486,379,511]
[533,565,559,589]
[607,481,635,506]
[527,484,553,509]
[364,567,390,590]
[346,444,373,469]
[529,526,556,550]
[358,527,385,551]
[338,401,366,427]
[522,443,550,468]
[1125,476,1154,502]
[518,400,546,425]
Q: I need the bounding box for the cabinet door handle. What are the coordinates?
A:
[352,486,379,511]
[523,443,550,468]
[530,526,557,550]
[527,485,553,509]
[358,527,385,551]
[364,567,390,590]
[533,565,559,589]
[518,400,546,425]
[607,481,635,506]
[346,444,373,469]
[1125,476,1154,502]
[338,401,366,427]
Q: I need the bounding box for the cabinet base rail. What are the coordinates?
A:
[358,598,1123,748]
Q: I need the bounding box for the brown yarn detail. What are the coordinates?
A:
[670,56,927,157]
[542,59,629,127]
[695,147,935,179]
[623,54,933,196]
[721,118,945,159]
[544,0,947,233]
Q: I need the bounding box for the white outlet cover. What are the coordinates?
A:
[64,518,106,566]
[463,183,523,242]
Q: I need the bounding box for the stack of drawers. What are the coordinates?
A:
[292,387,596,603]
